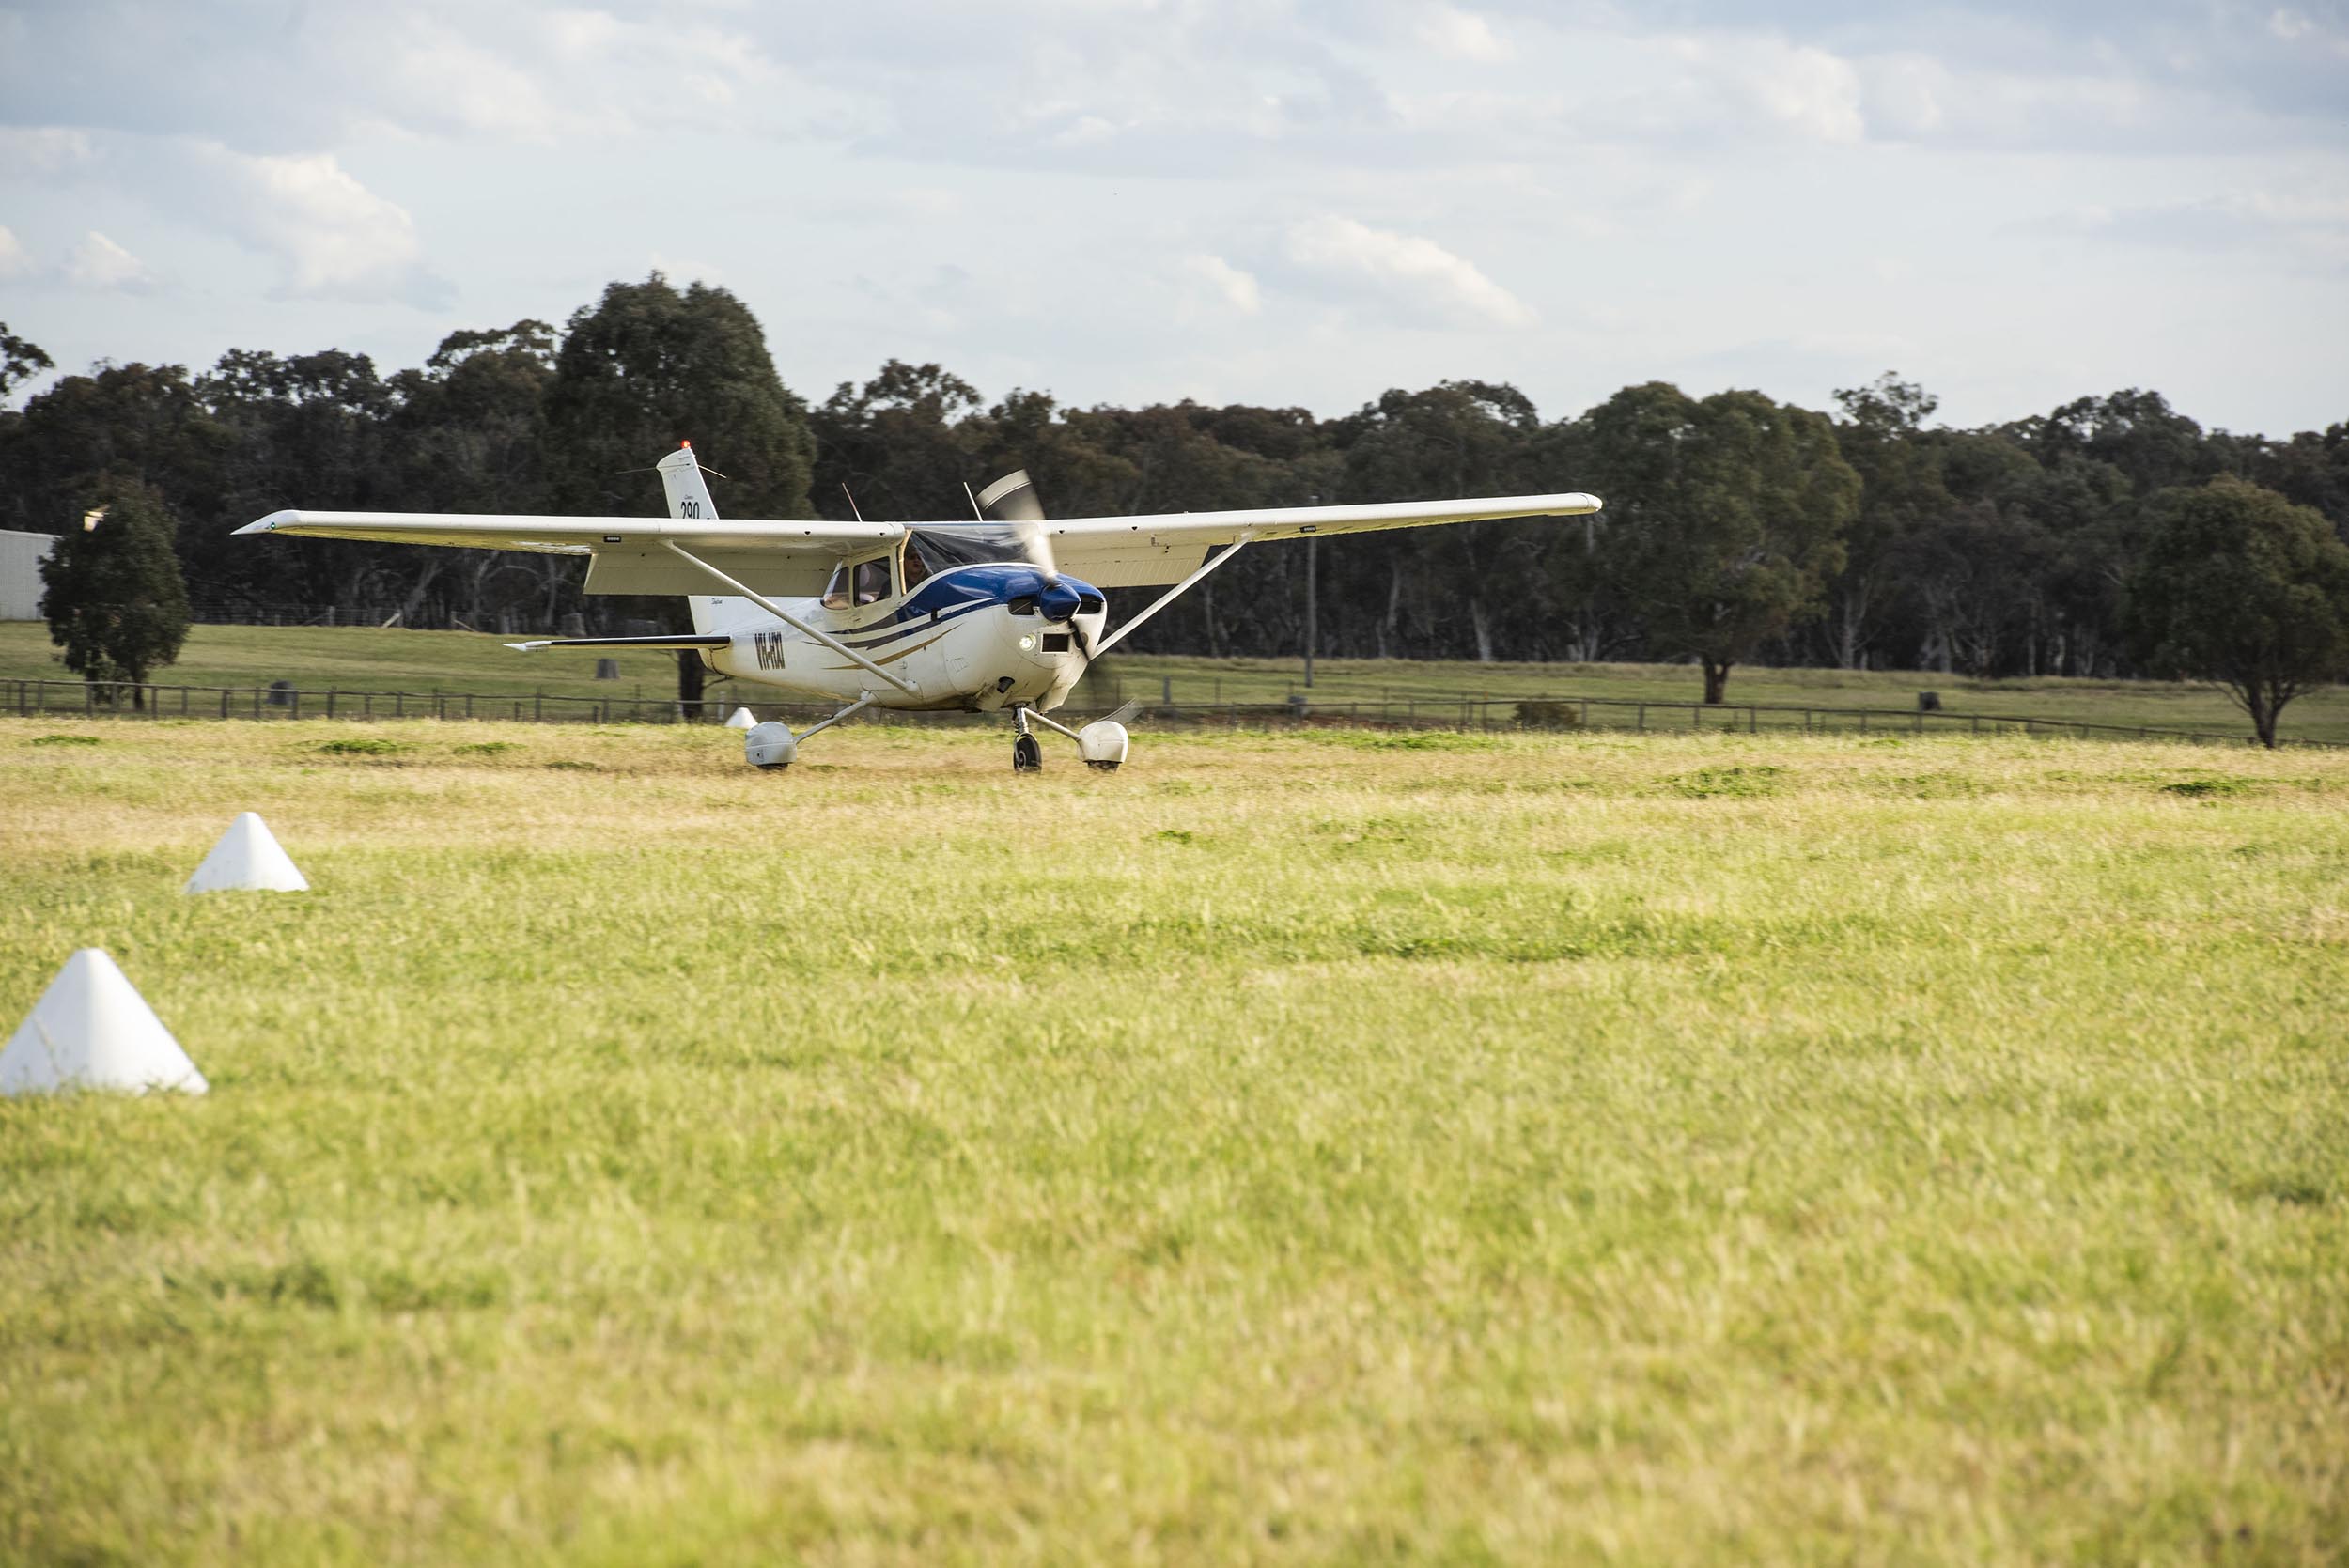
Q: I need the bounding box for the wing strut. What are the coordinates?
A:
[1087,536,1252,660]
[660,541,919,697]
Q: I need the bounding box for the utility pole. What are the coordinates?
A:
[1304,493,1319,689]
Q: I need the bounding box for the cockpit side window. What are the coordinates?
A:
[820,560,852,610]
[901,538,934,592]
[853,557,891,606]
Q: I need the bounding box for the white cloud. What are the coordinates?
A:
[1186,254,1262,315]
[179,144,450,307]
[65,231,154,292]
[1675,35,1867,144]
[0,225,31,282]
[1418,7,1509,62]
[0,126,93,177]
[1283,215,1534,329]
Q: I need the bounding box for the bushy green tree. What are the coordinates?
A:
[546,273,815,520]
[546,274,817,712]
[1585,383,1858,702]
[39,477,192,707]
[2123,478,2349,747]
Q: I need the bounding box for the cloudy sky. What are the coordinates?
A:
[2,0,2344,435]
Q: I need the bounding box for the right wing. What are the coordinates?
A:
[997,491,1603,587]
[236,510,904,598]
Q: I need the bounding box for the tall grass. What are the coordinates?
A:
[3,719,2343,1563]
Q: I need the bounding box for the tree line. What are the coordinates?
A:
[4,275,2346,728]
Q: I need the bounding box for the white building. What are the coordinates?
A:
[0,530,58,620]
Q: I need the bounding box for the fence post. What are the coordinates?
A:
[1750,706,1757,733]
[1637,704,1645,731]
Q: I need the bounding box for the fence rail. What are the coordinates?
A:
[9,676,2341,750]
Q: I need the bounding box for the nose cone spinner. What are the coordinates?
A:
[1037,580,1084,623]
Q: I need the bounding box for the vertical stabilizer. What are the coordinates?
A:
[656,442,737,635]
[657,442,720,523]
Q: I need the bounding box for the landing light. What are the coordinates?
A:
[1018,634,1036,652]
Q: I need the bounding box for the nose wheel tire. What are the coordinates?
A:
[1013,734,1044,772]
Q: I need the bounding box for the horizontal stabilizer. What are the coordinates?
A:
[505,634,733,653]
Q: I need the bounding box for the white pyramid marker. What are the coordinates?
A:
[0,950,208,1097]
[723,706,757,730]
[184,812,308,894]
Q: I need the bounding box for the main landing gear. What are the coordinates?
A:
[1008,705,1130,773]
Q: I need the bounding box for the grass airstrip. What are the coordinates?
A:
[3,717,2344,1563]
[6,620,2348,743]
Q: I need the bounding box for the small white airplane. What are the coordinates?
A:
[240,444,1601,771]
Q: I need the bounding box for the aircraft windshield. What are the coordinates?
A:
[908,526,1032,571]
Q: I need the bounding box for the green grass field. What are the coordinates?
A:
[7,620,2346,743]
[4,719,2345,1564]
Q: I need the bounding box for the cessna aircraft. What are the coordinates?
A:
[239,445,1601,771]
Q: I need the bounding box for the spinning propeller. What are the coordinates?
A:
[975,469,1095,654]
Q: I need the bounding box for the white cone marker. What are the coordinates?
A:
[723,706,758,730]
[0,950,208,1097]
[185,812,308,894]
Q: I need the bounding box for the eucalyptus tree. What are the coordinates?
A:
[547,273,816,521]
[547,274,817,706]
[1827,373,1949,669]
[38,476,191,706]
[2123,478,2349,747]
[1585,383,1858,702]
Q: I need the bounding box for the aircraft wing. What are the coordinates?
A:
[236,509,904,598]
[239,488,1603,595]
[1030,491,1603,588]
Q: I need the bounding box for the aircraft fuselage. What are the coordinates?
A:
[699,562,1109,713]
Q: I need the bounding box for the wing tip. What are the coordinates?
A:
[235,511,295,536]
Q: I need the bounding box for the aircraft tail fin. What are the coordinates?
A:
[657,442,732,636]
[657,442,719,521]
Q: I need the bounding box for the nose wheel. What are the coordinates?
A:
[1013,732,1043,772]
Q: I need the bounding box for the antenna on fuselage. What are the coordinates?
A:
[840,483,864,523]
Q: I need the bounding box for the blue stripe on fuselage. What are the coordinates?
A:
[822,564,1094,651]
